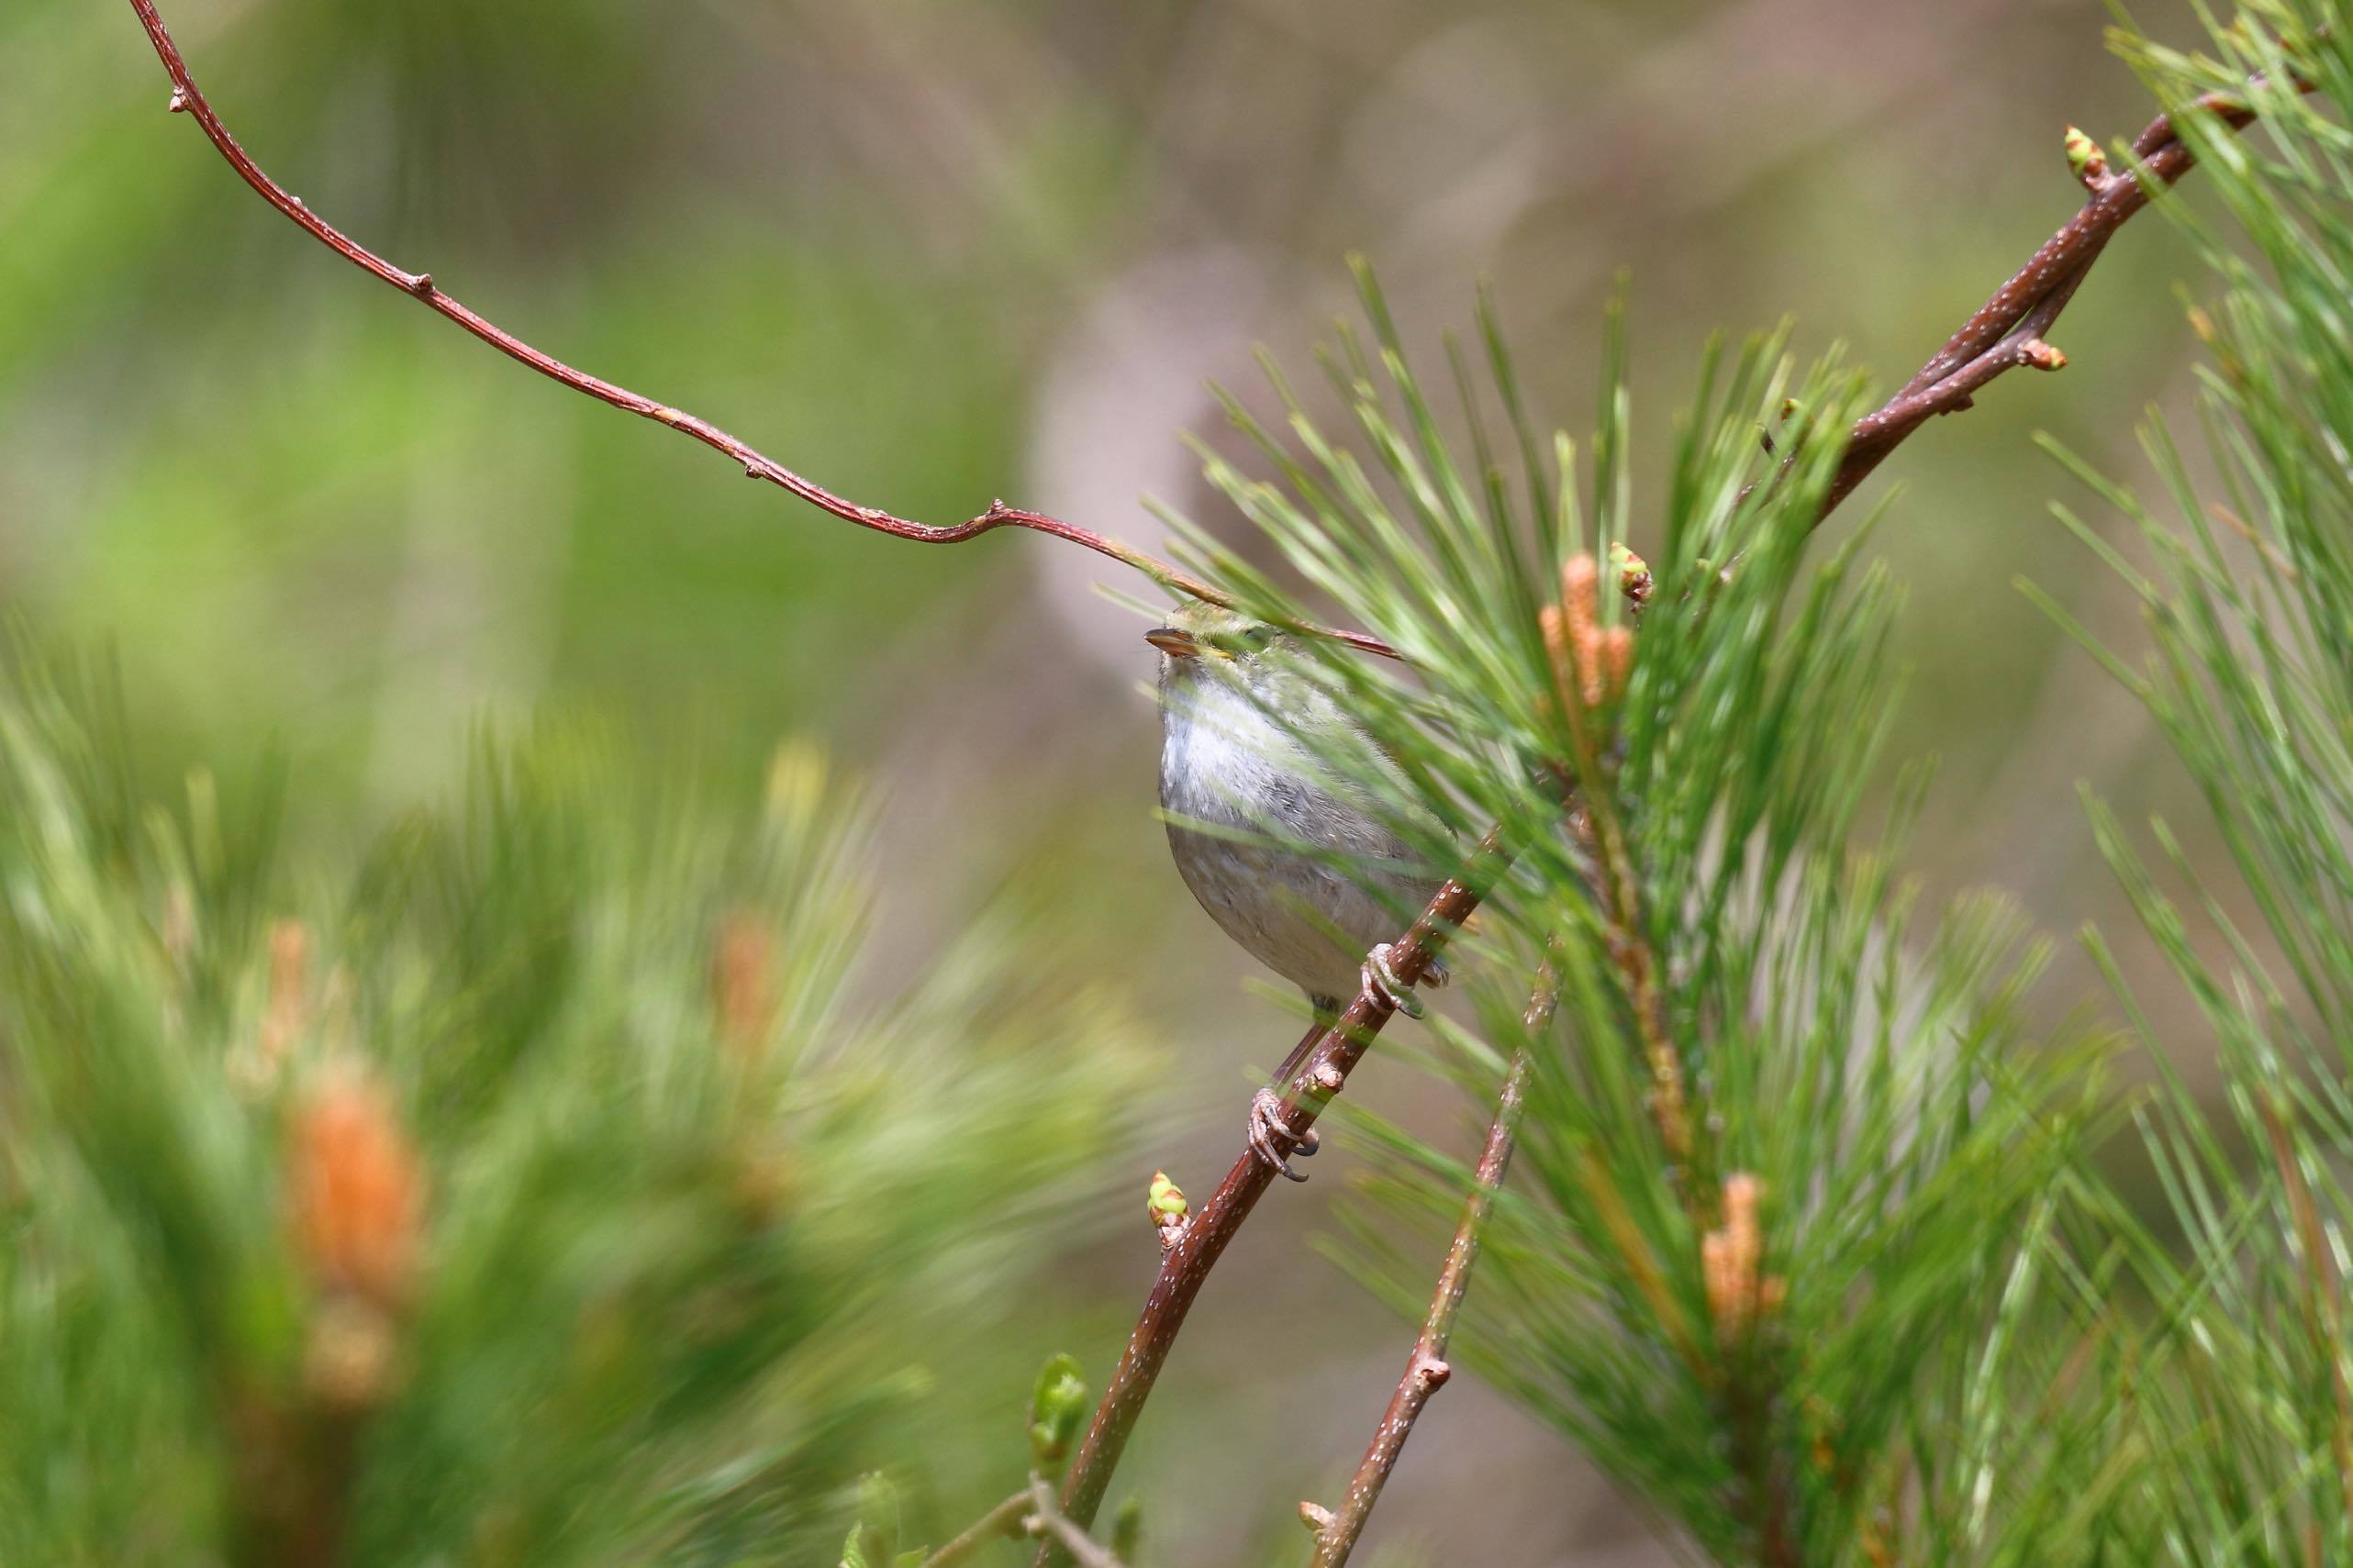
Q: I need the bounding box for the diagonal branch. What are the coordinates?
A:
[1821,73,2318,518]
[1302,972,1553,1568]
[120,0,2308,658]
[117,0,1401,662]
[1033,829,1509,1565]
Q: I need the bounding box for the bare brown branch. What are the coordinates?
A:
[1034,829,1508,1564]
[1049,58,2313,1568]
[118,0,1401,662]
[1822,77,2316,518]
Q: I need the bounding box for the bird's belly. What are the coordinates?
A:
[1158,716,1420,1000]
[1164,824,1375,1002]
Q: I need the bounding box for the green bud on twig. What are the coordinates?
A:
[1609,541,1652,607]
[2064,124,2107,187]
[1029,1353,1089,1473]
[1146,1170,1188,1229]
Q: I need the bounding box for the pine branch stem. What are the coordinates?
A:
[1305,971,1554,1568]
[1586,806,1691,1164]
[117,0,1400,662]
[2254,1096,2353,1538]
[1032,829,1509,1566]
[1725,1366,1801,1568]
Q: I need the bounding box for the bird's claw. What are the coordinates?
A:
[1363,942,1425,1019]
[1248,1087,1317,1182]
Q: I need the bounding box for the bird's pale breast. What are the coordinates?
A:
[1157,668,1432,1003]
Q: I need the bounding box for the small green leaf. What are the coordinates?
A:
[1028,1352,1090,1473]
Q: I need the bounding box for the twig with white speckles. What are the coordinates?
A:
[1034,831,1510,1567]
[1303,974,1553,1568]
[1817,71,2318,519]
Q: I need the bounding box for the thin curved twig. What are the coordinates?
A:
[916,1488,1031,1568]
[119,0,1401,662]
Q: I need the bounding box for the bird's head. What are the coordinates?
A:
[1143,600,1288,668]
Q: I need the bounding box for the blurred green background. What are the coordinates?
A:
[3,0,2234,1560]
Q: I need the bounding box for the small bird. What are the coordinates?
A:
[1146,599,1445,1177]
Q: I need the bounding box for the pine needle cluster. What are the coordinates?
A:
[0,660,1153,1566]
[1155,253,2106,1562]
[2035,4,2353,1559]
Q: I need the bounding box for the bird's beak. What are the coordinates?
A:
[1143,628,1199,659]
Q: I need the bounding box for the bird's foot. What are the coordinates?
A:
[1248,1087,1318,1183]
[1363,942,1426,1019]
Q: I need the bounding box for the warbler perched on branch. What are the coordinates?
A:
[1146,599,1445,1177]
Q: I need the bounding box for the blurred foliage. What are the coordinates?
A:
[0,654,1153,1564]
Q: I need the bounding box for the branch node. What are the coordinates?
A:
[1412,1354,1452,1392]
[1298,1502,1335,1534]
[166,85,189,113]
[1311,1061,1345,1094]
[407,272,434,297]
